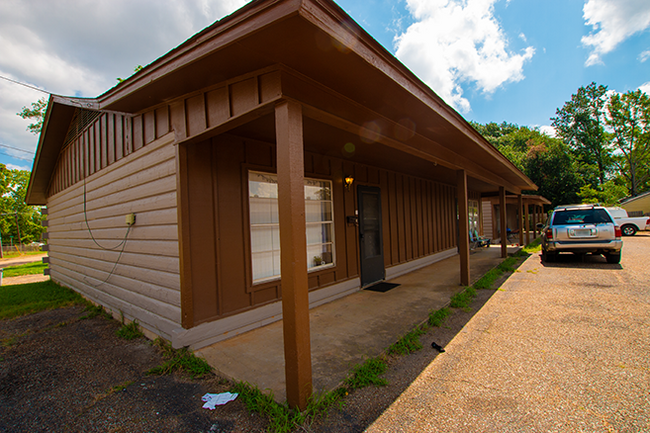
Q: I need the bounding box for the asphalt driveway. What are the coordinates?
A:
[367,233,650,432]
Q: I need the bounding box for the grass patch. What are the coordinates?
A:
[0,280,84,320]
[1,251,45,259]
[2,262,48,278]
[147,338,213,379]
[496,256,518,272]
[449,285,477,311]
[428,307,451,327]
[115,320,144,340]
[388,325,427,355]
[472,268,500,290]
[232,382,346,433]
[516,238,542,256]
[344,357,388,389]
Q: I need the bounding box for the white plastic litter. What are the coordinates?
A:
[201,392,238,410]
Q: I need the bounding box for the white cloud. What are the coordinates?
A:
[5,163,32,171]
[539,125,556,138]
[640,50,650,62]
[582,0,650,66]
[0,0,249,166]
[394,0,534,113]
[640,81,650,95]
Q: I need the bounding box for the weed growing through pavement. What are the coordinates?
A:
[344,357,388,389]
[232,381,346,433]
[80,304,112,320]
[147,338,213,378]
[516,238,541,256]
[450,286,477,311]
[116,320,144,340]
[388,325,427,355]
[428,307,451,327]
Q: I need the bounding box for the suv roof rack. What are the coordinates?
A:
[554,203,600,210]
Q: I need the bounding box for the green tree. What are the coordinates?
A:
[551,82,611,186]
[17,97,48,135]
[523,136,582,207]
[0,165,45,246]
[605,89,650,197]
[474,122,583,207]
[577,180,628,206]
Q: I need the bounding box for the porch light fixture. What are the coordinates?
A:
[344,175,354,191]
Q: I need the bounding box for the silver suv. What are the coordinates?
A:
[540,204,622,263]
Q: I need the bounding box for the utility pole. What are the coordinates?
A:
[14,212,21,251]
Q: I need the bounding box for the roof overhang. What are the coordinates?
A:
[27,0,537,204]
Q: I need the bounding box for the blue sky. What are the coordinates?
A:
[0,0,649,171]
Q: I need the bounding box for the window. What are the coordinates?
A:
[248,172,335,283]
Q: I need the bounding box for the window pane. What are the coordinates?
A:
[252,251,276,280]
[305,201,332,223]
[307,244,333,268]
[306,222,333,245]
[250,197,276,224]
[305,180,331,201]
[251,226,280,253]
[249,172,278,198]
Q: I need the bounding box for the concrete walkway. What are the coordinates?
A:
[367,234,650,432]
[196,245,519,402]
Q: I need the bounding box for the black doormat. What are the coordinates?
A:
[364,282,400,293]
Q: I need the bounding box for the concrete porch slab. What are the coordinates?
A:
[195,245,520,402]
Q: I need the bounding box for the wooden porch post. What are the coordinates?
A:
[533,205,538,238]
[518,194,524,246]
[457,170,470,286]
[499,186,507,258]
[524,201,530,245]
[275,100,312,410]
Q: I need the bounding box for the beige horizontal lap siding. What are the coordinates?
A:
[46,132,181,339]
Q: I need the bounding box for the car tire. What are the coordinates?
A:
[621,225,637,236]
[605,252,621,264]
[542,249,556,262]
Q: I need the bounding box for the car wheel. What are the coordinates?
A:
[606,252,621,264]
[542,249,556,262]
[621,225,637,236]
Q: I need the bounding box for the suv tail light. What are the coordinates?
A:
[545,227,553,240]
[615,226,622,238]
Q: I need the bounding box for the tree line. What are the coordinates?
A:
[472,82,650,208]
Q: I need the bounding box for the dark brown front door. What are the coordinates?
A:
[358,185,384,287]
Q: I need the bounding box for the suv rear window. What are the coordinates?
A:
[552,209,613,225]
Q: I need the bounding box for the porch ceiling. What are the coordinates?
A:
[229,112,507,193]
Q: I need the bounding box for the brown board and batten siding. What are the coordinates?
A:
[47,106,171,196]
[181,133,464,327]
[45,132,181,340]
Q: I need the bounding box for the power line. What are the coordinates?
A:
[0,75,51,95]
[0,143,35,154]
[0,150,33,162]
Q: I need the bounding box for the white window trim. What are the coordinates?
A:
[248,171,336,284]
